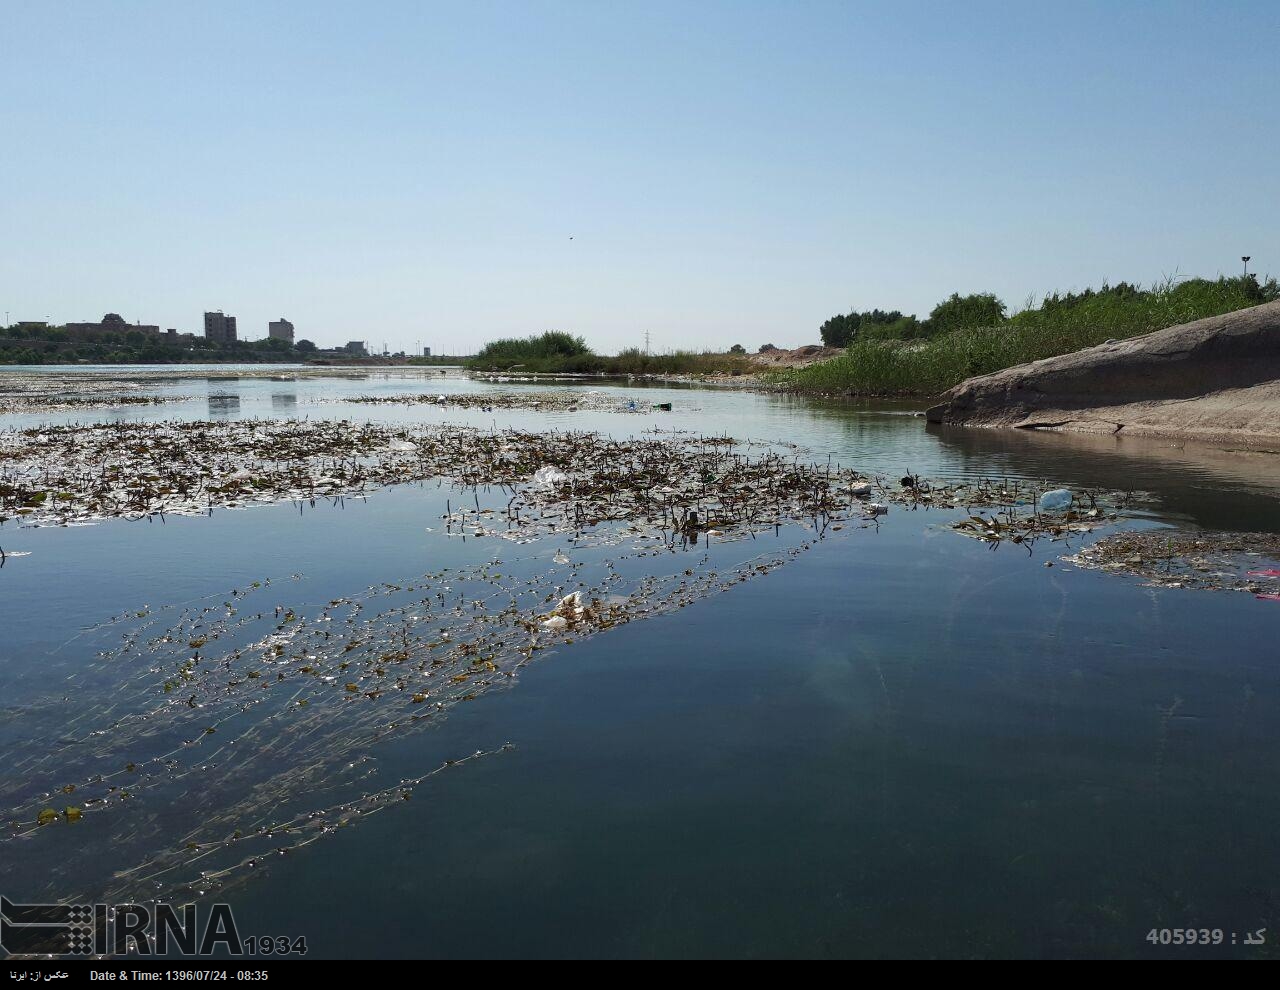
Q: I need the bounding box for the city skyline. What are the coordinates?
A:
[8,308,397,354]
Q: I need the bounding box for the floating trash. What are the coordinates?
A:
[1062,530,1280,592]
[1038,488,1073,511]
[0,530,816,908]
[943,479,1132,551]
[343,391,650,414]
[531,465,569,489]
[0,421,877,544]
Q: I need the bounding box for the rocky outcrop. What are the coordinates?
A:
[925,301,1280,444]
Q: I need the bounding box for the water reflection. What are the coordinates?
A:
[928,423,1280,532]
[271,392,298,412]
[207,393,241,417]
[752,392,1280,533]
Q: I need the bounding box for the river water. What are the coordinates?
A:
[1,367,1277,959]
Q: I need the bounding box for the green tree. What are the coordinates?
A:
[926,293,1007,335]
[294,339,317,353]
[820,309,913,346]
[820,313,857,347]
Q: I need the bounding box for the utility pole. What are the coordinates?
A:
[643,329,651,356]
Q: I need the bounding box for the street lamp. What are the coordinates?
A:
[1243,256,1251,277]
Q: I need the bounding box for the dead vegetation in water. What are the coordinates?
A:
[927,478,1134,551]
[0,373,192,415]
[0,420,873,540]
[0,394,187,415]
[0,537,813,905]
[0,419,1139,559]
[342,390,665,413]
[1062,529,1280,594]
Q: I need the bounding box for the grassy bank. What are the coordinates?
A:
[467,333,751,376]
[777,276,1278,396]
[473,348,754,376]
[405,354,476,366]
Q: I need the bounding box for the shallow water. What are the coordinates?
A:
[1,366,1278,959]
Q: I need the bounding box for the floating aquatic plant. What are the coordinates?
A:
[1061,530,1280,592]
[0,420,876,539]
[0,528,821,908]
[341,390,665,413]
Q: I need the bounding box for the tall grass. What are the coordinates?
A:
[584,348,753,376]
[468,342,750,376]
[778,276,1277,396]
[471,331,591,369]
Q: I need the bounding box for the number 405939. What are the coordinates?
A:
[1146,929,1223,946]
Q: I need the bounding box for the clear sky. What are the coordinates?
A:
[3,1,1276,353]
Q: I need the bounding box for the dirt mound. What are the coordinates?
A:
[751,344,844,367]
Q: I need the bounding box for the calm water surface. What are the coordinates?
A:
[1,367,1277,958]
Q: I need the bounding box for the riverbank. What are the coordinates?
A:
[773,276,1276,399]
[926,300,1280,447]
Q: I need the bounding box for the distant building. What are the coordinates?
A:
[268,317,295,343]
[17,321,48,329]
[423,346,431,357]
[66,313,160,335]
[204,311,237,344]
[343,340,368,356]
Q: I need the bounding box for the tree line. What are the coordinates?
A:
[818,276,1277,348]
[0,323,320,365]
[819,294,1006,347]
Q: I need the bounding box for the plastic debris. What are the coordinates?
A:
[1038,488,1073,511]
[530,466,568,489]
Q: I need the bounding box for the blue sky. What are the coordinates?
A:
[3,1,1276,352]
